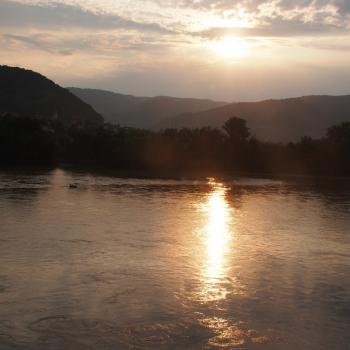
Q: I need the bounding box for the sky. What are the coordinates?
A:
[1,0,350,101]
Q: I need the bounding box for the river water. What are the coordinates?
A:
[0,169,349,349]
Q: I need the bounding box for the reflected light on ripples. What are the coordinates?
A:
[201,178,233,301]
[197,180,259,347]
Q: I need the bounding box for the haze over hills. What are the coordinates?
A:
[157,95,350,142]
[69,86,350,142]
[69,87,227,128]
[1,66,350,143]
[0,66,103,126]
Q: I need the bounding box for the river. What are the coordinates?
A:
[0,169,349,349]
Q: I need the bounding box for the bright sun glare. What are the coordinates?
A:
[209,36,249,59]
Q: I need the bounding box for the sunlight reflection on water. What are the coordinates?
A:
[196,179,255,347]
[1,170,350,350]
[201,178,233,302]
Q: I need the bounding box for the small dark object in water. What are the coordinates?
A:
[69,184,78,189]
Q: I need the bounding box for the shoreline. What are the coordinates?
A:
[1,163,350,183]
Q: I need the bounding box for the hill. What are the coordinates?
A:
[69,87,227,128]
[0,66,103,126]
[158,95,350,142]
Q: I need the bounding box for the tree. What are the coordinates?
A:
[223,116,250,143]
[326,122,350,145]
[0,114,56,165]
[325,122,350,174]
[222,117,251,171]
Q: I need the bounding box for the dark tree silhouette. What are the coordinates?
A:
[0,114,55,165]
[325,122,350,173]
[327,122,350,145]
[1,112,349,176]
[222,116,251,171]
[223,116,250,142]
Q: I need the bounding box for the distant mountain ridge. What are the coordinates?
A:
[0,66,103,126]
[69,87,227,128]
[158,95,350,142]
[2,66,349,143]
[69,87,350,142]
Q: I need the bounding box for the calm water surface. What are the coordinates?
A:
[0,169,350,349]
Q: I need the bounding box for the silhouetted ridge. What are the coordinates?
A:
[0,66,103,126]
[158,95,350,142]
[69,87,227,128]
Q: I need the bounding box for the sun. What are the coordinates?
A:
[209,36,249,59]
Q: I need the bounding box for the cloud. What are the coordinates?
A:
[277,0,350,15]
[182,0,350,39]
[300,37,350,51]
[2,0,349,40]
[161,0,350,15]
[195,16,347,39]
[157,0,350,34]
[1,31,175,58]
[3,33,75,55]
[1,0,350,101]
[0,0,173,33]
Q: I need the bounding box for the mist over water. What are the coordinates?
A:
[0,169,350,349]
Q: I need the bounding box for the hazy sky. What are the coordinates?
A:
[1,0,350,101]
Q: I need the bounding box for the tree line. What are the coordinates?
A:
[0,113,349,176]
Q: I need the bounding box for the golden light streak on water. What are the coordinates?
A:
[200,178,233,301]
